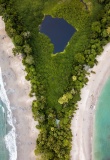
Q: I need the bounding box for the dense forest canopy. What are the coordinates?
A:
[0,0,110,159]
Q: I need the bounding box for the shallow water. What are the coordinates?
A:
[93,77,110,160]
[0,68,17,160]
[0,101,9,160]
[40,15,76,53]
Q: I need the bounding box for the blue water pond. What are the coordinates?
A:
[40,15,76,53]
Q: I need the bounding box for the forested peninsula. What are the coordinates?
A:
[0,0,110,159]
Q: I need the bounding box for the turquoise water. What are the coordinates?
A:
[0,67,17,160]
[0,100,9,160]
[93,77,110,160]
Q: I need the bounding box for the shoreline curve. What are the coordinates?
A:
[71,43,110,160]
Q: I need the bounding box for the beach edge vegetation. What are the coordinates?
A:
[0,0,110,159]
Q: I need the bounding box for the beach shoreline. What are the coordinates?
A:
[71,43,110,160]
[0,16,39,160]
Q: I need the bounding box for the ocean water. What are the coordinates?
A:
[93,77,110,160]
[0,100,9,160]
[0,67,17,160]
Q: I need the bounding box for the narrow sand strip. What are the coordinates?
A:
[0,17,39,160]
[71,43,110,160]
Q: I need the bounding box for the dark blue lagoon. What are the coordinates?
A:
[40,15,76,53]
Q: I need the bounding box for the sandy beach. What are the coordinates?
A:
[71,43,110,160]
[0,16,39,160]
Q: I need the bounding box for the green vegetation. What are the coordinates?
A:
[0,0,110,159]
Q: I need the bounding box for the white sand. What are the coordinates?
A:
[71,43,110,160]
[0,16,39,160]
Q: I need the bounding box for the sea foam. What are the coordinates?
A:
[0,67,17,160]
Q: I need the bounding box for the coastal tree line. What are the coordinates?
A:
[0,0,110,159]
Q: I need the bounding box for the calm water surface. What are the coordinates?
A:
[40,15,76,53]
[93,78,110,160]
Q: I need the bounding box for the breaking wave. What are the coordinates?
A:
[0,67,17,160]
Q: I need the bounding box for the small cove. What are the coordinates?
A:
[40,15,76,53]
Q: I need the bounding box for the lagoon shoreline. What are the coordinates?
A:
[0,17,39,160]
[71,43,110,160]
